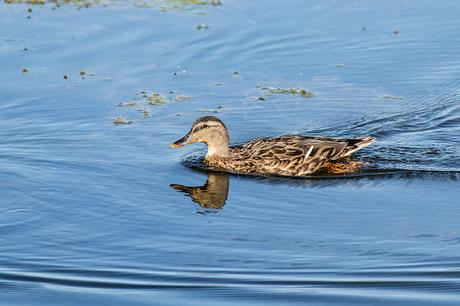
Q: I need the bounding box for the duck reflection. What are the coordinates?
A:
[170,166,451,211]
[170,172,229,209]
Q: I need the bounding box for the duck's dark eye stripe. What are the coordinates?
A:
[194,124,209,132]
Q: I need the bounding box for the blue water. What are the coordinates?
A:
[1,0,459,305]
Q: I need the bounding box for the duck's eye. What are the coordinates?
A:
[193,123,209,132]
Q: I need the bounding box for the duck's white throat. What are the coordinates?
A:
[206,144,229,158]
[205,134,230,158]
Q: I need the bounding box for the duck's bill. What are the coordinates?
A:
[170,183,192,193]
[169,133,192,149]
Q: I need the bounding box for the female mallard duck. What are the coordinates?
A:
[170,116,375,177]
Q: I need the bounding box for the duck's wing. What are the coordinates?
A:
[237,135,349,175]
[300,135,376,159]
[241,135,348,158]
[336,136,376,157]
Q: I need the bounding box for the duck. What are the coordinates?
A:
[170,116,375,177]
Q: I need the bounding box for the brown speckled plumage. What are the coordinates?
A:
[170,116,375,177]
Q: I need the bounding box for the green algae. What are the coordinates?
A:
[254,86,316,101]
[147,93,166,105]
[114,90,190,124]
[4,0,222,9]
[175,95,192,101]
[381,95,403,100]
[119,91,168,108]
[260,86,315,98]
[118,101,141,107]
[112,117,132,125]
[270,87,315,97]
[4,0,45,3]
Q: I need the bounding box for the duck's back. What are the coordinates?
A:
[225,135,374,176]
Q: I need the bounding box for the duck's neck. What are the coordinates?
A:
[205,133,230,160]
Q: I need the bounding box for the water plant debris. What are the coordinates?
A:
[175,95,192,101]
[113,117,132,125]
[381,95,403,100]
[196,23,210,30]
[4,0,223,9]
[261,86,315,98]
[147,93,166,105]
[118,101,142,107]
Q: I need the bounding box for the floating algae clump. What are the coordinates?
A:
[5,0,99,5]
[147,93,166,105]
[118,91,168,108]
[118,101,141,107]
[112,117,132,125]
[257,86,315,98]
[175,95,192,101]
[114,90,191,124]
[269,87,315,97]
[3,0,222,8]
[381,95,403,100]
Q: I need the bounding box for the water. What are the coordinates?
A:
[1,0,459,305]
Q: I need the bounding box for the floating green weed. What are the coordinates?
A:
[114,90,192,124]
[269,87,315,97]
[381,95,403,100]
[118,101,142,107]
[4,0,222,8]
[175,95,192,101]
[113,117,132,125]
[147,93,166,105]
[259,86,315,98]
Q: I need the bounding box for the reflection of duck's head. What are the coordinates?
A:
[169,116,230,159]
[170,172,229,209]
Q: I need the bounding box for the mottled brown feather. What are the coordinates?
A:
[205,135,373,176]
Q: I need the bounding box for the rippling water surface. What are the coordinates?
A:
[1,0,460,305]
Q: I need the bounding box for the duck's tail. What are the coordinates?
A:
[339,136,376,158]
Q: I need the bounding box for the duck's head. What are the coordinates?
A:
[170,116,230,157]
